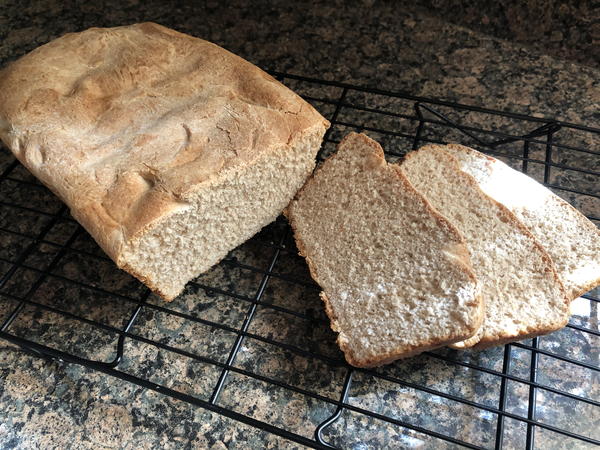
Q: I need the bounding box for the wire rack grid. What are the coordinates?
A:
[0,72,598,449]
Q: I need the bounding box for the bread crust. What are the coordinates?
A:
[288,132,483,368]
[0,22,329,267]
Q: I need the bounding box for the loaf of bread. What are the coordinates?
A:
[287,133,483,367]
[447,144,600,299]
[0,23,329,300]
[401,146,570,348]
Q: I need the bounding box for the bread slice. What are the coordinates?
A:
[400,146,570,349]
[447,144,600,300]
[287,133,483,367]
[0,23,329,300]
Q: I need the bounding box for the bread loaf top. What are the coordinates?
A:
[0,22,328,261]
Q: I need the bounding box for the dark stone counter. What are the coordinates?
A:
[0,1,598,448]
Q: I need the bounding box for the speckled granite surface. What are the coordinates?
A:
[409,0,600,67]
[0,1,599,449]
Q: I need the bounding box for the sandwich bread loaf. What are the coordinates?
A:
[0,23,329,300]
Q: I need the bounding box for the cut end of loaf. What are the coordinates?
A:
[119,127,327,300]
[288,132,483,367]
[0,23,331,301]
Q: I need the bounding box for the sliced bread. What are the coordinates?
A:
[400,145,569,349]
[447,144,600,300]
[287,133,483,367]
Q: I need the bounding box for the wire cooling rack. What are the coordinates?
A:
[0,72,598,449]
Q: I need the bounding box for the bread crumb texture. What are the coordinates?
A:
[288,133,482,367]
[401,146,569,349]
[447,144,600,300]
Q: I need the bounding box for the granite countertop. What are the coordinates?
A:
[1,1,599,448]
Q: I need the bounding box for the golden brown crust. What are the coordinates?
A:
[471,314,569,350]
[0,22,329,263]
[287,132,483,367]
[571,280,600,299]
[343,331,472,368]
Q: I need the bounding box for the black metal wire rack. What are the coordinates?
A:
[0,72,598,449]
